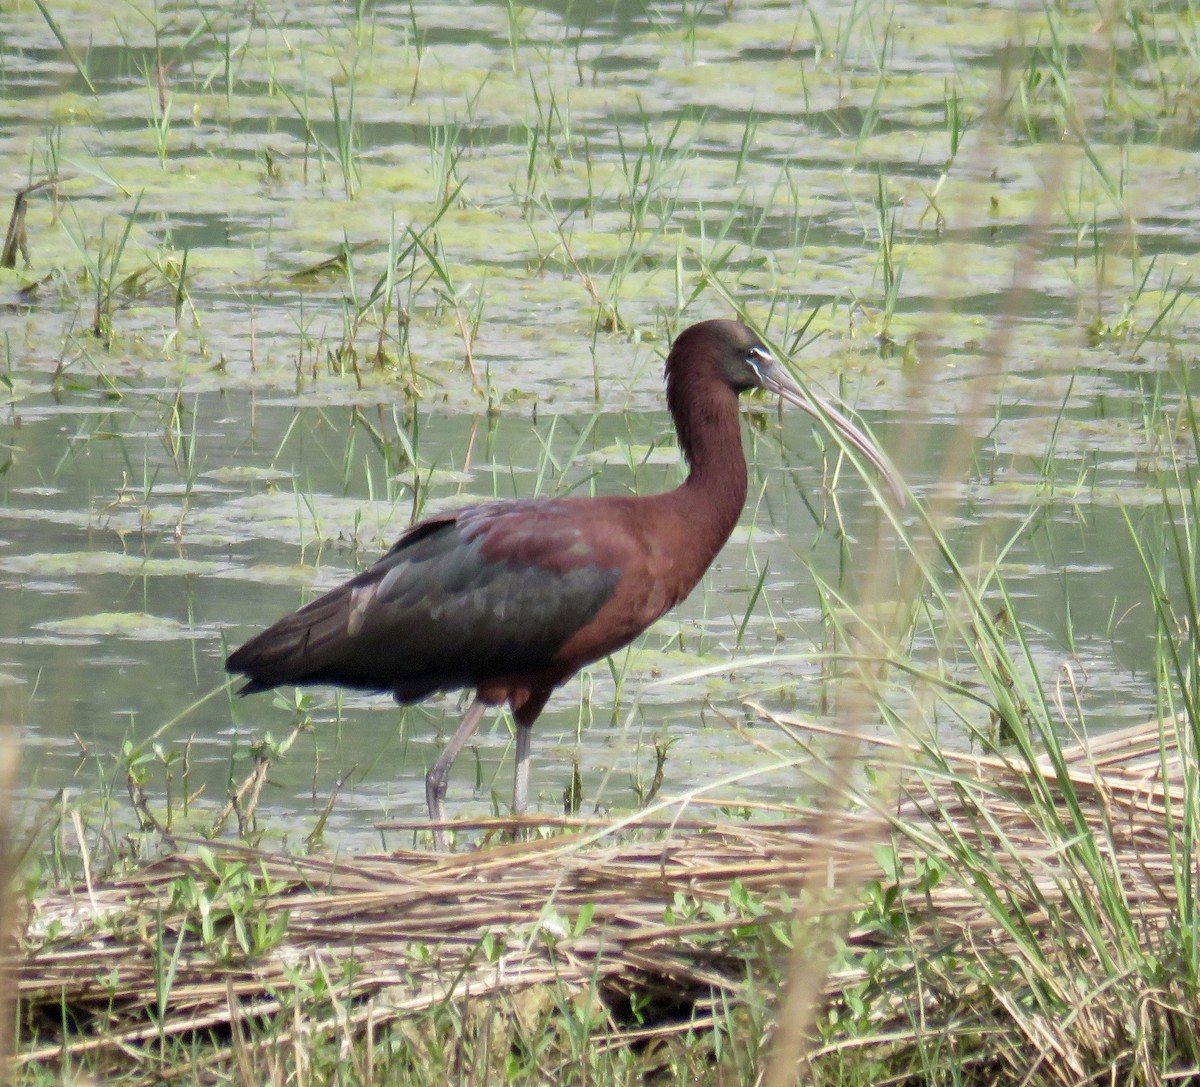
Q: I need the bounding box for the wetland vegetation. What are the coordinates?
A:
[2,0,1200,1082]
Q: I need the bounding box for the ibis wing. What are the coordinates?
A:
[225,503,621,700]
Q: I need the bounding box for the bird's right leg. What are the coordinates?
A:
[426,697,488,851]
[512,722,533,817]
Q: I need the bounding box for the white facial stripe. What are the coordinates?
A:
[745,345,774,381]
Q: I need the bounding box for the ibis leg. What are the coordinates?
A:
[512,723,533,817]
[426,697,488,850]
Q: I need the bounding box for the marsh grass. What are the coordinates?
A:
[14,703,1200,1085]
[785,402,1200,1084]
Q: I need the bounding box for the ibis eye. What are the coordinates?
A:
[745,345,773,376]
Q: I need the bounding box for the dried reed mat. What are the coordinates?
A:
[15,714,1189,1076]
[17,813,880,1072]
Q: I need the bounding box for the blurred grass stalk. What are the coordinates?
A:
[763,100,1061,1087]
[0,726,19,1077]
[765,18,1200,1084]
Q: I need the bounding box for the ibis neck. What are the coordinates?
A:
[668,376,748,556]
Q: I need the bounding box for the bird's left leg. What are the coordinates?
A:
[512,723,533,817]
[426,697,488,850]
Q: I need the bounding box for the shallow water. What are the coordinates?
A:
[1,0,1197,848]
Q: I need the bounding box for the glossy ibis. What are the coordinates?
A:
[226,319,896,847]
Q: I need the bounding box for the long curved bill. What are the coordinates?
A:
[750,349,904,505]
